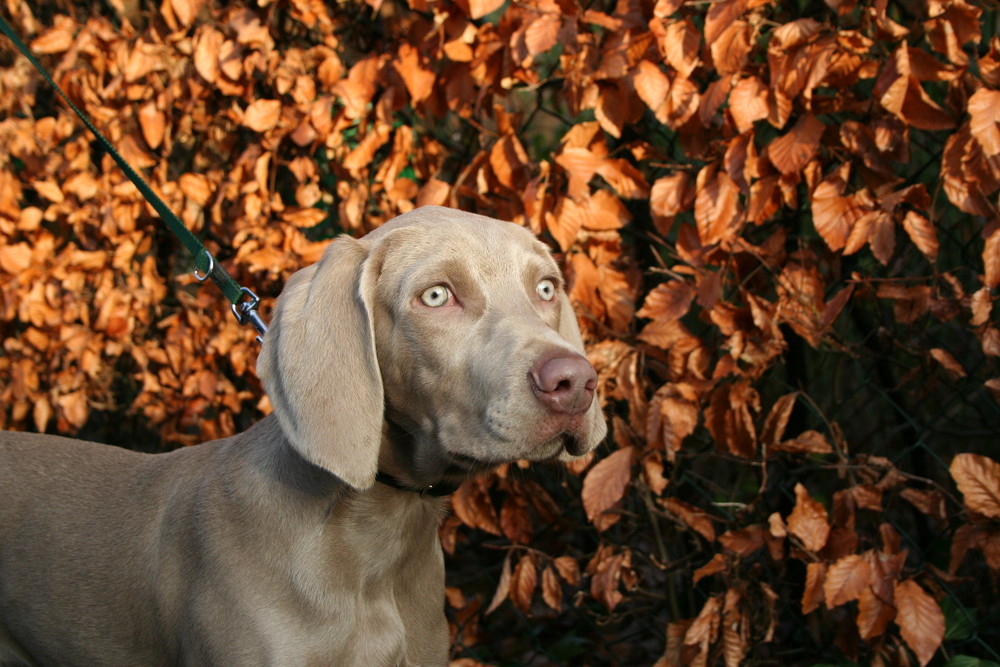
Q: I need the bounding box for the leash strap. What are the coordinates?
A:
[0,13,268,338]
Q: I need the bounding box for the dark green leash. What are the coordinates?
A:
[0,13,268,340]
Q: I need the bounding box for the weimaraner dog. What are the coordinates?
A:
[0,206,607,666]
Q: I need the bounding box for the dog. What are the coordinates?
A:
[0,206,607,666]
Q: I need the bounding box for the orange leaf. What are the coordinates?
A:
[525,13,562,55]
[0,243,33,274]
[787,483,830,552]
[650,172,693,232]
[590,549,628,611]
[722,587,749,667]
[729,76,769,134]
[661,497,716,542]
[761,392,798,446]
[194,25,223,83]
[553,555,581,586]
[930,347,966,378]
[489,135,529,190]
[811,163,869,251]
[29,18,75,55]
[711,21,750,76]
[695,164,742,246]
[661,20,701,79]
[704,0,747,45]
[772,430,834,455]
[582,446,635,522]
[541,566,562,611]
[893,579,944,667]
[985,228,1000,289]
[693,552,727,584]
[242,99,282,132]
[972,287,993,326]
[500,495,533,544]
[394,43,435,103]
[485,553,512,614]
[464,0,506,20]
[452,479,502,535]
[637,281,695,322]
[718,525,765,556]
[633,60,670,115]
[823,554,871,608]
[332,56,380,120]
[137,101,166,150]
[802,561,826,614]
[510,555,537,613]
[767,115,825,176]
[950,453,1000,518]
[901,211,938,262]
[968,88,1000,156]
[684,595,722,650]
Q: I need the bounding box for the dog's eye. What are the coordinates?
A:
[536,278,557,302]
[420,285,451,307]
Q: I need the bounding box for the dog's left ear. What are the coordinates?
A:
[257,236,384,489]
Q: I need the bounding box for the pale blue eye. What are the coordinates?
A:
[420,285,451,307]
[536,279,556,301]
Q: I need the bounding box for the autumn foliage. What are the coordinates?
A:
[2,0,1000,663]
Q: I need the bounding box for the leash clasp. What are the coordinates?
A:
[232,287,269,343]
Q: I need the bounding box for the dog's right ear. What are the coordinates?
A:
[256,236,384,490]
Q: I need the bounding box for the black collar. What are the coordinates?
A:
[375,471,458,497]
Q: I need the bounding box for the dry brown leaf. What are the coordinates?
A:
[633,60,670,115]
[901,211,938,262]
[693,553,727,584]
[510,554,537,613]
[823,554,871,608]
[767,115,825,176]
[787,483,830,552]
[0,243,34,274]
[695,164,742,246]
[525,13,561,56]
[718,525,765,557]
[711,21,750,76]
[893,579,944,666]
[729,77,770,134]
[582,446,635,522]
[704,0,747,45]
[637,281,695,323]
[553,555,581,586]
[985,228,1000,289]
[242,99,282,133]
[950,453,1000,519]
[394,43,435,104]
[194,25,224,83]
[661,497,716,542]
[661,20,701,79]
[930,347,966,378]
[463,0,506,20]
[971,287,993,327]
[452,479,502,535]
[29,18,75,55]
[485,553,512,614]
[761,392,798,447]
[772,430,834,455]
[968,88,1000,156]
[541,566,562,611]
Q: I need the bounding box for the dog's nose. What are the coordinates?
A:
[529,353,598,415]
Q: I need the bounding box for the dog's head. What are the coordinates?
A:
[257,206,607,490]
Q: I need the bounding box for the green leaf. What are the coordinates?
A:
[943,657,1000,667]
[942,596,976,641]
